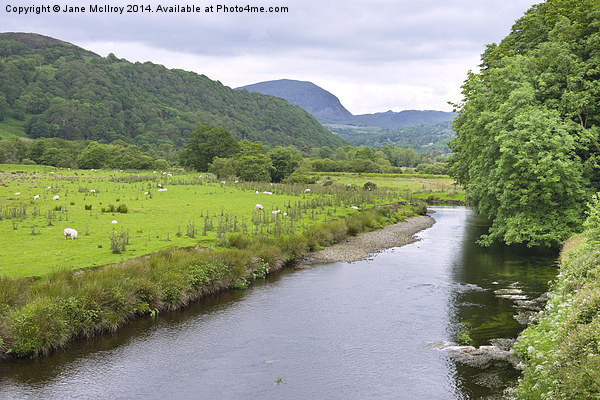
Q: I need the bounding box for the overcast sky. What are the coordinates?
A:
[1,0,541,114]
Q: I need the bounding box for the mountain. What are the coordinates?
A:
[0,33,346,149]
[237,79,353,123]
[352,109,455,129]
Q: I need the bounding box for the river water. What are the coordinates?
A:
[0,207,558,399]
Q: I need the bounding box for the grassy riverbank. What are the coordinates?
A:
[509,199,600,398]
[0,203,423,358]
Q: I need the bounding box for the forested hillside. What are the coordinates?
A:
[449,0,600,246]
[0,33,346,149]
[330,121,454,152]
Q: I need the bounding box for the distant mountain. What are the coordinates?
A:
[352,109,455,129]
[237,79,353,123]
[0,33,347,149]
[237,79,455,128]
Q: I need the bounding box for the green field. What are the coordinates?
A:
[1,165,453,277]
[0,118,27,139]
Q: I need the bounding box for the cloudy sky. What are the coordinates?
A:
[2,0,540,114]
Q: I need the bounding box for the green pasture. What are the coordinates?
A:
[319,172,465,202]
[0,165,417,278]
[0,118,27,139]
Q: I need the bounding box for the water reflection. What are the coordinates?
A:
[446,208,558,397]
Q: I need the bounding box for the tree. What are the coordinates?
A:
[268,146,301,182]
[76,141,108,169]
[235,140,273,182]
[180,126,239,171]
[449,0,600,246]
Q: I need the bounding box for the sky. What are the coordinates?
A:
[1,0,541,114]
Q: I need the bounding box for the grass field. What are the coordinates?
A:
[317,172,465,202]
[0,118,27,139]
[0,165,454,277]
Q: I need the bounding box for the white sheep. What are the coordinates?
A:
[283,212,288,217]
[14,192,20,195]
[33,195,40,200]
[256,204,264,210]
[158,184,163,188]
[263,191,273,195]
[90,189,96,193]
[111,220,118,224]
[255,191,259,194]
[167,173,172,177]
[64,228,78,239]
[144,191,149,195]
[158,188,168,192]
[221,181,226,184]
[271,210,281,215]
[351,206,359,210]
[304,188,311,193]
[53,195,60,201]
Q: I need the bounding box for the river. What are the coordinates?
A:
[0,207,558,399]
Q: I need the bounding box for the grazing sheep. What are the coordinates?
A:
[283,212,288,217]
[90,189,96,193]
[167,173,172,177]
[255,191,259,194]
[263,191,273,195]
[15,192,20,195]
[158,184,163,188]
[111,220,118,224]
[158,188,168,192]
[304,188,311,193]
[271,210,281,215]
[64,228,78,239]
[256,204,264,210]
[53,195,60,201]
[351,206,359,210]
[221,181,226,184]
[144,191,149,195]
[33,195,40,200]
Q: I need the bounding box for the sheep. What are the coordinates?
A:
[14,192,20,195]
[220,181,226,184]
[64,228,78,240]
[144,191,149,195]
[167,173,172,177]
[33,195,40,200]
[271,210,281,215]
[53,195,60,201]
[158,183,163,188]
[304,188,311,193]
[255,191,259,194]
[263,191,273,195]
[351,206,359,210]
[255,204,264,210]
[158,188,168,192]
[90,189,96,193]
[111,220,118,224]
[283,212,288,217]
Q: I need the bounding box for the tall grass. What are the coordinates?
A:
[0,204,422,358]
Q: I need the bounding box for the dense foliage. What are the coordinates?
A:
[0,33,346,150]
[510,200,600,398]
[331,121,454,152]
[449,0,600,246]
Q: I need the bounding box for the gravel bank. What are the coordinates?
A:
[303,215,435,264]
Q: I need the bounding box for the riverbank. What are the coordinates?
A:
[304,215,434,264]
[509,228,600,398]
[0,204,429,359]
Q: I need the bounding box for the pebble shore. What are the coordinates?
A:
[303,215,435,264]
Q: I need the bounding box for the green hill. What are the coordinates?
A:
[0,33,346,149]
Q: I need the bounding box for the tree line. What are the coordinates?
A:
[449,0,600,246]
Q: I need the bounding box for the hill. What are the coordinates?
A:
[352,109,455,129]
[237,79,353,123]
[237,78,456,152]
[0,33,347,149]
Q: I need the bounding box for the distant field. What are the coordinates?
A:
[320,172,465,202]
[0,165,453,277]
[0,118,27,138]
